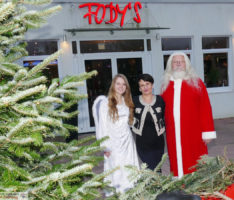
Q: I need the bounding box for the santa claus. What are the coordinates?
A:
[161,51,216,178]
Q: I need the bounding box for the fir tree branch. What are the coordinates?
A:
[12,103,39,117]
[20,0,52,5]
[14,68,28,81]
[21,76,47,87]
[214,192,232,200]
[34,96,63,105]
[62,81,84,89]
[1,84,46,105]
[24,163,93,185]
[0,23,19,35]
[0,64,16,76]
[38,5,62,18]
[0,2,15,22]
[58,180,68,197]
[0,2,111,198]
[47,80,59,95]
[6,118,36,138]
[60,71,98,86]
[27,50,62,77]
[10,137,35,144]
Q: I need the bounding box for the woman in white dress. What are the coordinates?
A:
[92,74,139,194]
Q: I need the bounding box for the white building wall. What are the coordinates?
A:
[25,2,234,120]
[147,3,234,118]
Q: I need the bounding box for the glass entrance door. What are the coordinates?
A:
[84,56,143,128]
[117,57,142,96]
[85,59,112,127]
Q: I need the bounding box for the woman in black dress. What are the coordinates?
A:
[132,74,165,170]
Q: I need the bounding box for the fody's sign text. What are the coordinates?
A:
[79,2,142,27]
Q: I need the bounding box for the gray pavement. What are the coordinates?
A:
[82,117,234,175]
[208,117,234,159]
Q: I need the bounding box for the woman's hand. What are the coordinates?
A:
[104,151,111,157]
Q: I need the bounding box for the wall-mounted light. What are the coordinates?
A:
[63,34,67,42]
[61,34,69,50]
[156,33,160,40]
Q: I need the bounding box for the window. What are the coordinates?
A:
[80,40,144,53]
[161,37,192,69]
[26,40,58,56]
[23,60,58,86]
[202,37,230,88]
[24,40,59,85]
[146,39,151,51]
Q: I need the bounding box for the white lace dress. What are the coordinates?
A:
[95,97,139,193]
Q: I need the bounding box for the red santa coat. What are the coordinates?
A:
[161,78,216,178]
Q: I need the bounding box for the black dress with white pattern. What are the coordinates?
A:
[133,95,165,170]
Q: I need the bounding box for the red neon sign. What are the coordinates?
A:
[79,2,142,27]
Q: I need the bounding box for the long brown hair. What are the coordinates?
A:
[108,74,134,125]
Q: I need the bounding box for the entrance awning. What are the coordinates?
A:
[64,26,170,35]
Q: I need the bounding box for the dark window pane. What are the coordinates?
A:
[147,39,151,51]
[163,55,170,70]
[23,60,58,85]
[117,58,143,96]
[85,59,112,127]
[204,53,228,88]
[162,38,191,51]
[163,54,190,69]
[72,41,77,54]
[26,40,58,56]
[80,40,144,53]
[202,37,229,49]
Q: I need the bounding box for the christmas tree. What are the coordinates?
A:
[0,1,111,199]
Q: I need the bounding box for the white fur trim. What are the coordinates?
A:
[173,79,184,178]
[202,131,217,140]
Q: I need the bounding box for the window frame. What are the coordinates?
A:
[25,39,58,56]
[21,39,60,83]
[202,36,232,93]
[79,39,145,54]
[161,36,194,68]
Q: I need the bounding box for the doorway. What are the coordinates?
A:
[85,56,143,127]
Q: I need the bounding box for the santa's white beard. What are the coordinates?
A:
[172,70,186,80]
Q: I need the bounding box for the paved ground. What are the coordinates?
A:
[81,117,234,175]
[208,117,234,159]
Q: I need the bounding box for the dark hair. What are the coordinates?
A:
[138,74,154,84]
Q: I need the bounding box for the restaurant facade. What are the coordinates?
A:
[23,0,234,133]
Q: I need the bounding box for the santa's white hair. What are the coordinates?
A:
[161,51,200,93]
